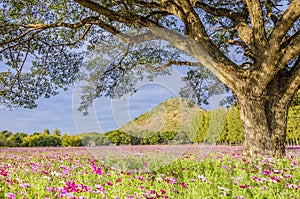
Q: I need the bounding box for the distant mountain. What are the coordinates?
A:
[120,97,204,133]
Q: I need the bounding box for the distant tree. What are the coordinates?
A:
[205,108,226,144]
[33,132,41,136]
[53,128,61,137]
[42,129,50,135]
[61,133,83,147]
[0,130,13,147]
[0,130,13,138]
[194,112,211,144]
[286,104,300,145]
[7,132,28,147]
[223,107,244,145]
[23,134,61,147]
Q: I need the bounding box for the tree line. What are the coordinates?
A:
[0,129,84,147]
[1,105,299,147]
[105,105,299,146]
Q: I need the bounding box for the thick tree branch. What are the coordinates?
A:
[244,0,267,49]
[279,32,300,68]
[194,1,243,23]
[173,1,243,91]
[269,0,300,51]
[194,1,254,47]
[147,60,200,71]
[73,0,160,28]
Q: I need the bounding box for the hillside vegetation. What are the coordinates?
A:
[121,97,203,133]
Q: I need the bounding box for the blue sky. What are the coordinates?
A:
[1,68,208,135]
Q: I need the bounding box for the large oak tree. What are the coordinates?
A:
[0,0,299,158]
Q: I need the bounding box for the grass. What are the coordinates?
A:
[0,145,299,198]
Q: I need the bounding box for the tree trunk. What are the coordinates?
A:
[238,94,289,158]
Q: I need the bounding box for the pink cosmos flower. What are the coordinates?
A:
[217,186,230,192]
[262,169,272,175]
[46,186,56,192]
[283,174,292,178]
[0,169,9,177]
[135,175,146,181]
[164,177,176,184]
[197,175,207,182]
[291,160,298,165]
[5,193,16,199]
[235,196,246,199]
[269,176,280,183]
[20,183,30,188]
[180,182,188,189]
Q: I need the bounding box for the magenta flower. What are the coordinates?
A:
[106,181,114,186]
[0,169,9,177]
[63,181,79,192]
[269,176,280,183]
[180,182,188,189]
[262,169,272,175]
[46,186,57,192]
[91,165,103,175]
[291,159,298,165]
[135,175,146,181]
[164,177,176,184]
[239,185,249,189]
[95,184,106,193]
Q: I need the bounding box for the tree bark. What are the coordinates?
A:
[237,92,290,158]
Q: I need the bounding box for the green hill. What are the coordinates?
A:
[120,97,204,133]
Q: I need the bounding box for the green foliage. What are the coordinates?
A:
[193,112,211,143]
[42,129,50,135]
[79,132,110,146]
[286,105,300,145]
[6,132,28,147]
[61,133,83,147]
[22,134,61,147]
[52,128,61,137]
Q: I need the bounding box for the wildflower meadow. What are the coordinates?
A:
[0,145,299,199]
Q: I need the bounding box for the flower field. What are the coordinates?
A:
[0,145,300,199]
